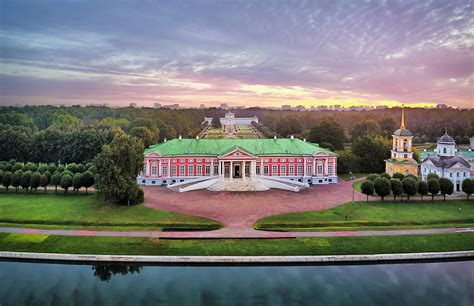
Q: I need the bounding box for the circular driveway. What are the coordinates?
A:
[144,178,366,230]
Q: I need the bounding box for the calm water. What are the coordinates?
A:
[0,260,473,306]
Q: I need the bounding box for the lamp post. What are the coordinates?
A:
[350,172,356,204]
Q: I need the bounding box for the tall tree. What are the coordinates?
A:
[94,133,144,205]
[351,120,381,140]
[307,118,345,150]
[428,178,440,200]
[378,117,397,138]
[130,127,155,148]
[352,136,391,173]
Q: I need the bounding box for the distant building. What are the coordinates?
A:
[436,104,450,109]
[385,105,419,176]
[154,103,161,109]
[162,104,180,110]
[295,105,306,111]
[421,130,471,191]
[204,111,258,126]
[220,103,229,110]
[129,103,137,108]
[281,105,292,111]
[333,105,342,111]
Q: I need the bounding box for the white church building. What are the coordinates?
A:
[421,131,471,192]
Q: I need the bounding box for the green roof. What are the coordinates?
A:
[145,138,336,157]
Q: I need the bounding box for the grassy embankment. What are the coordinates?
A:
[254,200,474,231]
[0,191,222,231]
[0,232,472,255]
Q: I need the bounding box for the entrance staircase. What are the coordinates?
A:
[167,175,309,192]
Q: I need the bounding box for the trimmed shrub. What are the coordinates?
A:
[2,171,12,191]
[20,171,32,190]
[402,177,418,201]
[390,178,403,201]
[462,178,473,200]
[374,177,391,201]
[367,174,379,182]
[39,174,49,192]
[72,173,83,192]
[418,181,428,200]
[30,172,41,191]
[60,174,73,194]
[439,178,454,200]
[427,173,440,181]
[360,180,374,201]
[380,173,391,180]
[392,173,405,180]
[428,178,440,200]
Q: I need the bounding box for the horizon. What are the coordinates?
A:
[1,1,473,108]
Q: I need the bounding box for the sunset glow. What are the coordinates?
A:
[0,1,473,108]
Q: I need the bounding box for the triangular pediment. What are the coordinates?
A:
[145,152,160,158]
[219,146,255,158]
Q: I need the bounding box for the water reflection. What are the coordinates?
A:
[92,264,142,282]
[0,260,472,306]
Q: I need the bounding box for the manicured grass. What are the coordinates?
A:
[339,173,368,181]
[0,232,472,255]
[254,200,474,231]
[353,180,363,192]
[0,192,222,231]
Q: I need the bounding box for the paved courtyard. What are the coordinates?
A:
[144,178,366,230]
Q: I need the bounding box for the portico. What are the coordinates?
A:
[218,160,257,180]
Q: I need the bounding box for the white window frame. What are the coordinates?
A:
[179,165,185,176]
[162,165,168,176]
[327,165,333,175]
[172,165,177,175]
[280,165,286,176]
[317,164,323,175]
[205,165,210,175]
[264,165,269,175]
[188,165,194,175]
[197,165,202,175]
[297,165,302,175]
[272,165,278,175]
[151,165,157,176]
[289,165,294,175]
[307,165,312,175]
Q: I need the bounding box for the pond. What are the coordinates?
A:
[0,260,473,305]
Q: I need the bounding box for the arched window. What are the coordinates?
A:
[443,148,447,154]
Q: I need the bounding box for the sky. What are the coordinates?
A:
[0,0,473,108]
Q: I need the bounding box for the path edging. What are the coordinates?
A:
[1,250,473,263]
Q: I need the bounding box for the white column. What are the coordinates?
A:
[146,159,149,176]
[260,159,263,175]
[313,159,316,176]
[303,158,307,177]
[168,159,171,177]
[242,161,246,181]
[210,159,214,176]
[218,161,222,177]
[159,160,162,176]
[230,161,233,180]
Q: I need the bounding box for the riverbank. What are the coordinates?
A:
[2,250,473,264]
[1,232,473,257]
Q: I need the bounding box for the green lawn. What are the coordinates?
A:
[0,232,472,255]
[254,200,474,231]
[339,173,368,181]
[0,192,222,231]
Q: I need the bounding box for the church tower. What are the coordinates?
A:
[385,105,419,176]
